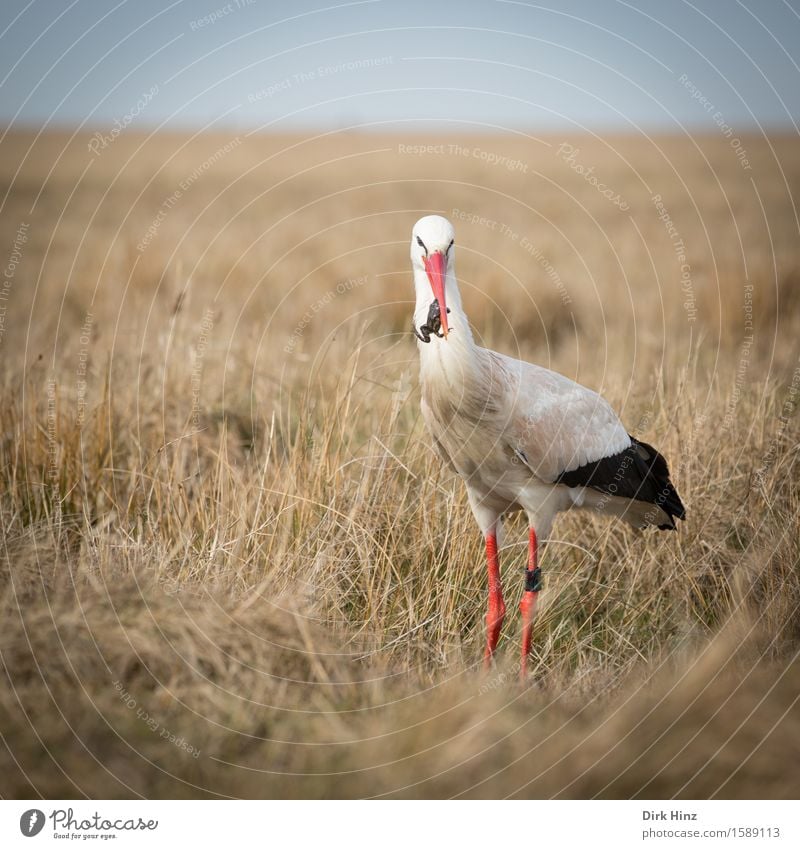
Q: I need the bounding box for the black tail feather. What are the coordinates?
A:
[557,435,686,530]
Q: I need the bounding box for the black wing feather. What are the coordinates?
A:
[557,436,686,530]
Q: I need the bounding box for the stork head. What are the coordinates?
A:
[411,215,455,338]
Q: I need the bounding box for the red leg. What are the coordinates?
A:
[483,532,506,668]
[519,527,542,681]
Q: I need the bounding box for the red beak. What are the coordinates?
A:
[422,251,449,337]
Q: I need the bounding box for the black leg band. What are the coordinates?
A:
[524,566,543,593]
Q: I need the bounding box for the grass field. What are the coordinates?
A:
[1,129,799,798]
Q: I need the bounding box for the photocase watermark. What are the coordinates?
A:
[19,809,45,837]
[651,193,696,322]
[137,136,242,252]
[76,312,93,427]
[284,274,369,353]
[398,142,529,173]
[555,143,630,210]
[451,208,572,306]
[21,807,159,836]
[189,0,255,31]
[87,85,158,156]
[450,208,503,231]
[115,680,200,758]
[755,360,800,486]
[722,283,755,431]
[0,220,29,348]
[191,308,215,430]
[678,73,752,170]
[248,56,393,102]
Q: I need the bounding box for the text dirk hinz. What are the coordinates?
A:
[643,810,698,821]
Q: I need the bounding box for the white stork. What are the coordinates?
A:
[410,215,685,679]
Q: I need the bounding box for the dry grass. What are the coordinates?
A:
[0,130,799,798]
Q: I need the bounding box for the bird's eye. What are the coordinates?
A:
[447,239,454,254]
[416,235,428,254]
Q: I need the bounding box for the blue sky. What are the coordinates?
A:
[1,0,799,133]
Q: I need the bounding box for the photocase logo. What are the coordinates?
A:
[19,809,45,837]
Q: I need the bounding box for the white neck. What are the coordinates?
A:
[413,263,481,383]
